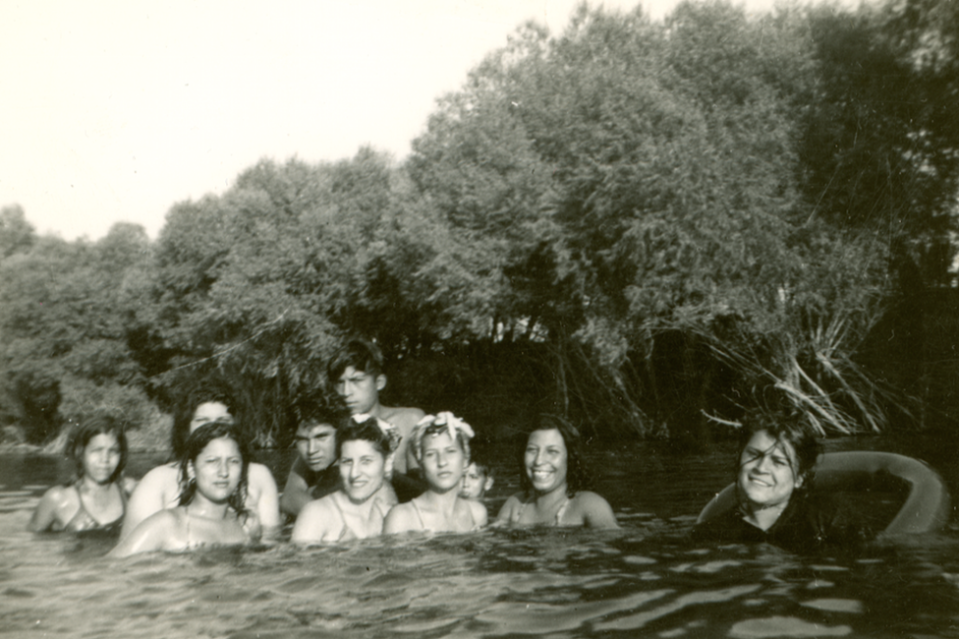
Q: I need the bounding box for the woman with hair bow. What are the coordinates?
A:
[383,412,487,534]
[291,414,400,544]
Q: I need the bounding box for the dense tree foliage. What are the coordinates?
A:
[1,0,956,445]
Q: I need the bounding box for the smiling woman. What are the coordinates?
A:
[290,415,398,544]
[692,411,866,552]
[495,415,619,529]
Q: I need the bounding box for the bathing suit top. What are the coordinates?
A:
[510,494,570,527]
[328,492,390,542]
[410,498,479,532]
[64,482,127,534]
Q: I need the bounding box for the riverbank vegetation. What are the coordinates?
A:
[2,0,958,448]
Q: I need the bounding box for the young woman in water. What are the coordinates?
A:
[120,381,280,541]
[384,412,487,534]
[29,415,137,534]
[496,415,619,529]
[692,412,864,552]
[291,415,398,543]
[110,421,253,557]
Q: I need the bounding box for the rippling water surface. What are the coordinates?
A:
[2,436,958,638]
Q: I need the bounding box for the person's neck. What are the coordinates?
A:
[185,493,232,520]
[78,475,113,495]
[533,483,569,510]
[742,499,789,531]
[420,485,460,515]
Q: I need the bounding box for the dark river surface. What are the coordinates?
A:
[1,432,957,638]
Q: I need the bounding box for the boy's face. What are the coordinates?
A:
[459,462,492,500]
[334,366,385,415]
[295,421,337,472]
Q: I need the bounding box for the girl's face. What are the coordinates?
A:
[189,402,232,434]
[82,433,121,484]
[190,437,243,503]
[524,428,568,495]
[339,439,388,504]
[737,429,802,510]
[420,430,467,493]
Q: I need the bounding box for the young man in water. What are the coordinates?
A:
[328,338,427,502]
[280,396,348,517]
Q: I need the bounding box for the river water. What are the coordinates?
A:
[1,434,957,638]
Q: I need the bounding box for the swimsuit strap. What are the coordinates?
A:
[330,493,357,542]
[512,493,569,527]
[554,496,570,526]
[410,498,427,529]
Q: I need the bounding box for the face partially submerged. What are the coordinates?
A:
[338,439,389,504]
[190,436,243,504]
[82,433,121,484]
[524,428,568,496]
[737,429,802,511]
[295,421,338,473]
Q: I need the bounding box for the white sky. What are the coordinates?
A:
[3,0,821,241]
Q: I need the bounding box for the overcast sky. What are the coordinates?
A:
[3,0,828,241]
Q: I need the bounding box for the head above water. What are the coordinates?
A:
[335,414,396,459]
[735,411,821,510]
[177,420,250,513]
[518,414,590,498]
[411,413,472,464]
[68,414,128,483]
[290,393,350,472]
[171,379,237,459]
[327,338,385,382]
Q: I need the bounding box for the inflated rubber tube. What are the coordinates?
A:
[696,451,951,538]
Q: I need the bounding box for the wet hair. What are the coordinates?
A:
[68,415,128,483]
[736,410,822,494]
[171,379,237,460]
[336,414,392,458]
[327,338,385,381]
[289,392,350,434]
[177,420,250,516]
[518,414,590,497]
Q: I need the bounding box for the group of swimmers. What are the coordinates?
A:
[29,338,861,556]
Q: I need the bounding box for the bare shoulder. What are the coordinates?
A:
[468,499,488,527]
[247,463,277,489]
[381,406,426,430]
[121,476,139,495]
[137,463,178,488]
[383,502,418,534]
[570,491,619,529]
[494,492,523,524]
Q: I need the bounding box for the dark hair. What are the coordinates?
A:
[736,410,822,495]
[171,379,237,459]
[327,338,385,382]
[68,414,128,483]
[289,392,350,434]
[468,439,494,477]
[336,415,392,458]
[177,420,250,515]
[519,414,590,497]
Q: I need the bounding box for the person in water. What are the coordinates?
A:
[496,415,619,529]
[291,414,399,543]
[29,415,137,534]
[691,412,866,552]
[328,338,426,502]
[120,381,280,541]
[110,421,254,557]
[280,394,349,517]
[384,412,487,534]
[459,440,494,502]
